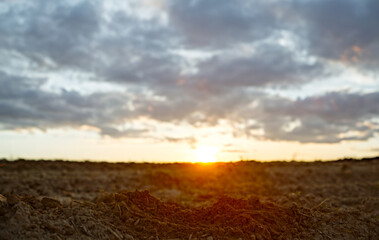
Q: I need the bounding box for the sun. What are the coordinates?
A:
[194,146,218,163]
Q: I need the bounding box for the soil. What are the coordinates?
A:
[0,158,378,239]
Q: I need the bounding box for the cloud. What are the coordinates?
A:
[0,71,142,137]
[0,0,180,85]
[248,91,379,143]
[0,0,378,145]
[164,137,197,148]
[189,43,326,91]
[1,70,379,143]
[293,0,379,70]
[0,1,101,70]
[168,0,281,48]
[0,0,331,91]
[369,147,379,153]
[100,126,148,138]
[168,0,379,72]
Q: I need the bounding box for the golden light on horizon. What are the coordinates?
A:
[194,146,218,163]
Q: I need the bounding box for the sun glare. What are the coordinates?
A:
[195,146,218,163]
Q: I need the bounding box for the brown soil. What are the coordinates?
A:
[0,158,378,239]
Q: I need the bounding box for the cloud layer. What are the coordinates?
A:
[0,0,378,144]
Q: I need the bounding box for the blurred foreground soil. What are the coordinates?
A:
[0,158,378,239]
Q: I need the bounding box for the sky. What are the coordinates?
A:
[1,0,379,162]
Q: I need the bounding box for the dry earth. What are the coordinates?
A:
[0,158,378,239]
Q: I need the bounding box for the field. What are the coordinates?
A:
[0,158,378,239]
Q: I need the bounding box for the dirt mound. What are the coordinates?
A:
[0,193,118,240]
[97,190,310,239]
[1,159,378,239]
[0,191,310,240]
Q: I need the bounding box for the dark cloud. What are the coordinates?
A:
[168,0,281,48]
[293,0,379,70]
[189,43,326,91]
[1,70,379,143]
[0,0,179,84]
[0,0,378,145]
[168,0,379,71]
[0,1,101,70]
[248,91,379,143]
[164,137,197,148]
[0,71,140,137]
[100,126,148,138]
